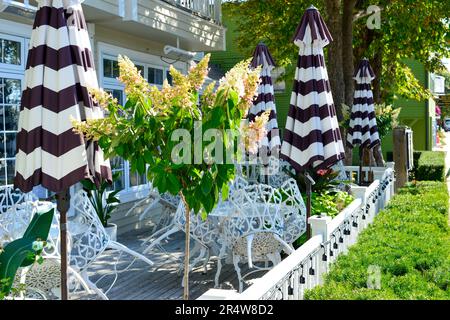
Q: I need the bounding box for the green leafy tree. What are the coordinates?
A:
[73,54,266,299]
[225,0,449,107]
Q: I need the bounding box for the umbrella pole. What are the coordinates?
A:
[304,172,315,239]
[56,189,70,300]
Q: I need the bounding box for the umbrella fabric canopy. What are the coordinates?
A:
[248,43,281,156]
[14,0,111,193]
[346,59,380,150]
[281,7,345,172]
[13,0,111,299]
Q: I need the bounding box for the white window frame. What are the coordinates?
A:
[0,33,26,74]
[98,43,188,202]
[0,72,24,186]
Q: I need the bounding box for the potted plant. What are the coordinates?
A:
[80,173,121,241]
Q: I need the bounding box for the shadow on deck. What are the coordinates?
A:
[77,225,264,300]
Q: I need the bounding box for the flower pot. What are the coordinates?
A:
[105,223,117,242]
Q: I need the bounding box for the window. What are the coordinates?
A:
[148,67,163,85]
[104,86,148,195]
[0,76,21,186]
[100,48,184,200]
[0,33,25,187]
[103,58,119,79]
[1,38,21,65]
[166,70,173,86]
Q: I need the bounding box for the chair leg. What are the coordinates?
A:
[178,241,201,276]
[214,242,227,288]
[68,266,94,295]
[81,270,109,300]
[108,241,154,266]
[233,254,243,293]
[180,243,207,287]
[143,225,180,255]
[203,249,211,274]
[246,234,254,269]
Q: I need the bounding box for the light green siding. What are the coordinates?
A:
[211,12,435,160]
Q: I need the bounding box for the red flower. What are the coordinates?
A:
[317,169,328,176]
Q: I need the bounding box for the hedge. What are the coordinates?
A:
[415,151,446,182]
[305,181,450,300]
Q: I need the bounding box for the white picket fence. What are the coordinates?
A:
[198,165,395,300]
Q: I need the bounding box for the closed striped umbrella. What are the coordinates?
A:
[281,6,345,172]
[346,59,380,149]
[248,43,281,156]
[13,0,111,299]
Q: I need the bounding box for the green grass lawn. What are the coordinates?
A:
[305,181,450,300]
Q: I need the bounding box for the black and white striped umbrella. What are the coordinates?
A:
[248,43,281,155]
[13,0,111,299]
[281,6,345,172]
[14,0,111,193]
[346,59,380,150]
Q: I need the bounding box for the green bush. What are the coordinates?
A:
[415,151,446,182]
[305,181,450,300]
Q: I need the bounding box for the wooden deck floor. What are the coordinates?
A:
[77,224,264,300]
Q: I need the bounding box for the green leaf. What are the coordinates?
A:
[0,209,54,296]
[167,174,181,195]
[136,157,146,175]
[201,172,213,196]
[144,150,154,166]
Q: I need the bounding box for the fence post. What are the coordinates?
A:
[308,215,331,242]
[350,185,367,203]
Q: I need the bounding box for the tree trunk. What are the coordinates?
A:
[373,144,386,167]
[342,0,357,107]
[372,49,383,104]
[343,128,353,165]
[325,0,345,121]
[180,192,191,300]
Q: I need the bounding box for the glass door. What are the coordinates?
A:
[0,72,23,186]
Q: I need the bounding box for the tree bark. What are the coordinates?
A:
[342,0,357,107]
[372,144,386,167]
[180,192,191,300]
[372,49,383,104]
[325,0,345,121]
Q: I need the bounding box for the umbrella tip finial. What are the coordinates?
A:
[308,4,317,10]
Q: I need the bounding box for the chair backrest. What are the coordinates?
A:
[0,186,39,244]
[225,183,284,241]
[174,200,220,247]
[279,179,307,244]
[69,191,110,271]
[0,186,61,259]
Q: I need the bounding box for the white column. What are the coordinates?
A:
[308,215,332,241]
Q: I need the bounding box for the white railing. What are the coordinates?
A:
[163,0,222,24]
[0,0,37,11]
[198,166,395,300]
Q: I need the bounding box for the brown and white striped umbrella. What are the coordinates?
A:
[346,59,380,150]
[14,0,112,194]
[281,6,345,172]
[248,43,281,156]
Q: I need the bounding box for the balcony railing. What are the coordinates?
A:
[162,0,222,24]
[0,0,38,12]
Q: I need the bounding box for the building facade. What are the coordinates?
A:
[0,0,225,206]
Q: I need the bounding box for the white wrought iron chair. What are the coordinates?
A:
[68,190,154,299]
[141,195,221,280]
[125,190,180,235]
[215,182,294,292]
[233,163,307,248]
[0,187,92,300]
